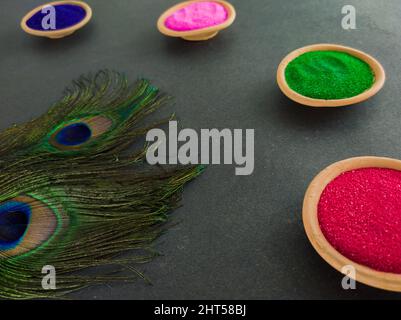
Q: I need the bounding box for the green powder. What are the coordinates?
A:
[285,50,375,100]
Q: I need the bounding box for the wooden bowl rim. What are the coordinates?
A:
[277,44,386,107]
[20,0,92,38]
[157,0,236,38]
[303,156,401,292]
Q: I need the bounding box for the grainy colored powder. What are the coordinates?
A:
[318,168,401,273]
[285,51,374,100]
[26,4,87,31]
[165,1,228,31]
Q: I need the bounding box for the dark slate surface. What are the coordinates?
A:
[1,0,401,299]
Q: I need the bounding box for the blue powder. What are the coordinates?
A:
[26,4,87,31]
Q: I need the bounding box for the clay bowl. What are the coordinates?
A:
[157,0,236,41]
[21,0,92,39]
[303,156,401,292]
[277,44,385,107]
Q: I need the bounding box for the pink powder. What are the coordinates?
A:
[165,1,228,31]
[318,168,401,273]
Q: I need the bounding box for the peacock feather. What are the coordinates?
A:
[0,70,203,299]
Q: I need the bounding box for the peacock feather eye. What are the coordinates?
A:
[0,196,61,258]
[49,115,113,150]
[0,201,31,250]
[55,122,92,146]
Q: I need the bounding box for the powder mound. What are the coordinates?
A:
[165,1,228,31]
[285,51,374,100]
[318,168,401,274]
[26,4,87,31]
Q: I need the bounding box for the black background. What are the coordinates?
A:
[1,0,401,299]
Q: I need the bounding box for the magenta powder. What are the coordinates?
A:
[318,167,401,273]
[165,1,228,31]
